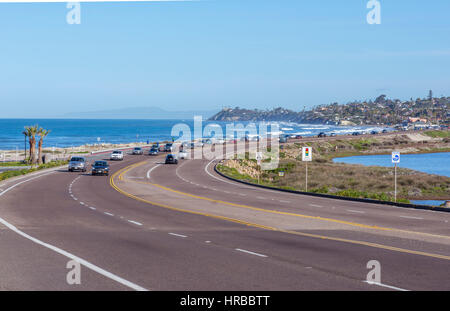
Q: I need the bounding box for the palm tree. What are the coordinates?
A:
[37,128,51,164]
[22,130,29,163]
[24,125,39,165]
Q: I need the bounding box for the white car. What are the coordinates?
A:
[179,150,188,159]
[110,150,124,161]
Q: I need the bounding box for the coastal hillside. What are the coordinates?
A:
[209,94,450,126]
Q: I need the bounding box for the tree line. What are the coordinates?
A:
[22,125,51,165]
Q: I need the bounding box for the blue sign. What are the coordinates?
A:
[392,152,400,163]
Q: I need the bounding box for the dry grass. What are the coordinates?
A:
[219,131,450,202]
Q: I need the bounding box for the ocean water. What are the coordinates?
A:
[0,119,389,150]
[333,152,450,177]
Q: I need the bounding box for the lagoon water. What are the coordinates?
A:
[0,119,389,150]
[333,152,450,177]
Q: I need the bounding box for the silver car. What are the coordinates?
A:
[68,157,87,172]
[132,147,143,155]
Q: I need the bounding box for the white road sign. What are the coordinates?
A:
[256,152,262,166]
[302,147,312,162]
[392,151,400,164]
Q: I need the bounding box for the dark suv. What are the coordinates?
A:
[92,161,110,176]
[164,143,173,152]
[165,154,178,164]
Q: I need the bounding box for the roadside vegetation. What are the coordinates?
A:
[0,160,68,182]
[0,162,29,167]
[217,130,450,203]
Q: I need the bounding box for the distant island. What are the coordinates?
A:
[209,93,450,126]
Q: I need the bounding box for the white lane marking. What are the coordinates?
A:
[205,241,211,243]
[89,207,96,210]
[309,204,323,208]
[238,193,247,196]
[104,212,114,216]
[80,202,85,205]
[235,248,268,258]
[127,220,143,226]
[256,196,266,200]
[146,164,161,179]
[279,200,290,203]
[363,281,409,291]
[73,198,78,201]
[346,209,365,214]
[0,176,148,291]
[399,215,424,220]
[168,233,187,238]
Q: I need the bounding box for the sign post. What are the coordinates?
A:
[256,152,262,184]
[392,151,400,202]
[302,147,312,192]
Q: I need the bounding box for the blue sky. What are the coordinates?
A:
[0,0,449,118]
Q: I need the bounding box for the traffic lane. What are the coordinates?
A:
[0,154,144,228]
[0,226,129,290]
[167,158,450,236]
[185,227,450,291]
[114,163,450,290]
[0,157,375,290]
[130,159,450,256]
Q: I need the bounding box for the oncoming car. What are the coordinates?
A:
[149,147,159,156]
[165,154,178,164]
[91,161,110,176]
[110,150,124,161]
[68,157,87,172]
[132,147,143,155]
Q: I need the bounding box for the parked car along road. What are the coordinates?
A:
[317,132,327,138]
[68,157,87,172]
[91,161,110,176]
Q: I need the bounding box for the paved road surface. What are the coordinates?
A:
[0,148,449,290]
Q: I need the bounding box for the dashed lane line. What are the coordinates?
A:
[235,248,268,258]
[128,220,143,226]
[168,233,187,238]
[0,172,148,291]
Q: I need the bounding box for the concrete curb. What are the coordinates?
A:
[214,163,450,213]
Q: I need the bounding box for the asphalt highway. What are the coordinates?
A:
[0,148,449,290]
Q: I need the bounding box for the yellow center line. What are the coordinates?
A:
[109,161,450,261]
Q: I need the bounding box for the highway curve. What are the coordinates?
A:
[0,150,449,290]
